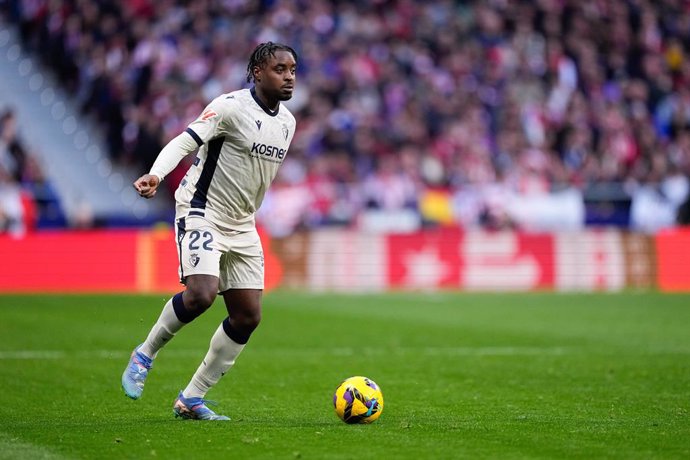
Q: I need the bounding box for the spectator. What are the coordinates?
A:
[6,0,690,234]
[0,109,26,182]
[0,107,64,233]
[0,163,24,235]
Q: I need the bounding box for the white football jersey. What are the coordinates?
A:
[175,88,296,231]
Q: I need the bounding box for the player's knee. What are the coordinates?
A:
[184,287,216,312]
[234,308,261,334]
[222,290,262,338]
[183,275,219,312]
[244,309,262,331]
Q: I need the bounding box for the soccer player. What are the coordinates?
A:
[122,42,298,420]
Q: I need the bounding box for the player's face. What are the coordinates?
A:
[256,50,297,104]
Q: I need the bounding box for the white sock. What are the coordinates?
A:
[139,297,185,359]
[182,323,246,399]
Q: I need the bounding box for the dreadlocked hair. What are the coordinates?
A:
[246,42,298,83]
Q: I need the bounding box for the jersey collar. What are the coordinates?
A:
[251,87,280,117]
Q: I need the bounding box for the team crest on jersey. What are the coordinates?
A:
[282,124,289,140]
[190,253,200,267]
[255,119,262,130]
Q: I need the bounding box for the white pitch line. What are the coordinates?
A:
[0,351,66,359]
[0,346,687,360]
[0,346,570,360]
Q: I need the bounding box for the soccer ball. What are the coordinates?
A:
[333,376,384,424]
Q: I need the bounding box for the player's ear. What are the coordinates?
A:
[252,65,262,83]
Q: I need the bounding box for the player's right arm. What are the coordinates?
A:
[132,131,199,198]
[133,96,230,199]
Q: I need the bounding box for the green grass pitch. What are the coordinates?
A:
[0,292,688,459]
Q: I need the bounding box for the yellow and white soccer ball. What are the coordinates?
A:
[333,376,384,424]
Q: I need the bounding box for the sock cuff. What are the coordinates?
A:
[222,317,251,345]
[172,292,197,323]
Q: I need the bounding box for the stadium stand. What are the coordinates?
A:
[2,0,690,235]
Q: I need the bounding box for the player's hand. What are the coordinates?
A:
[133,174,160,199]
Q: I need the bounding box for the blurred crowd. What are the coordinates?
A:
[0,107,64,234]
[5,0,690,234]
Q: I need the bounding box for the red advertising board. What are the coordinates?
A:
[0,227,283,293]
[387,228,462,289]
[388,229,554,290]
[0,230,140,292]
[655,228,690,291]
[0,227,675,293]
